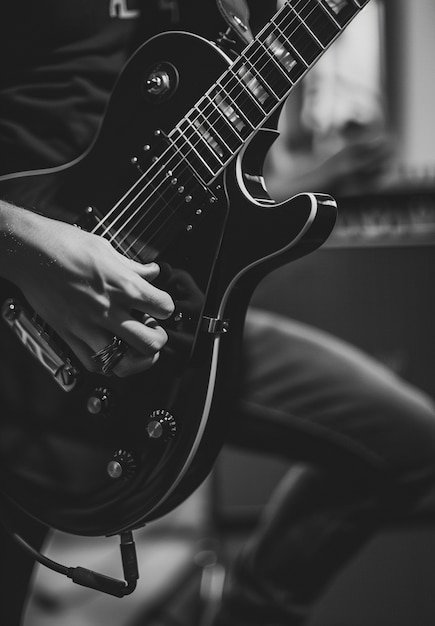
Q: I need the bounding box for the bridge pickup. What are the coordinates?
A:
[2,299,80,392]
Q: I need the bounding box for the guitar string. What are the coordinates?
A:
[93,0,342,255]
[36,1,354,338]
[91,0,337,245]
[123,0,349,259]
[99,0,349,261]
[92,0,351,257]
[96,0,352,256]
[89,0,323,247]
[125,0,339,256]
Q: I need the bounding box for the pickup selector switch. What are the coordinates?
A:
[147,409,177,441]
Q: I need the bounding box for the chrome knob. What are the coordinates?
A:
[87,387,112,415]
[107,450,137,480]
[147,409,177,441]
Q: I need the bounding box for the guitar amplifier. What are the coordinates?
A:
[251,186,435,398]
[327,187,435,249]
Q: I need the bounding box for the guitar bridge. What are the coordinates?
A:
[2,299,80,392]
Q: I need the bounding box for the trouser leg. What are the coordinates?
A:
[212,464,394,626]
[212,309,435,625]
[0,507,47,626]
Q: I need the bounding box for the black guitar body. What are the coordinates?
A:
[0,32,336,536]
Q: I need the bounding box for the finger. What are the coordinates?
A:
[116,314,169,357]
[108,242,163,284]
[112,351,160,378]
[128,278,175,320]
[66,329,162,377]
[120,258,161,282]
[102,243,174,319]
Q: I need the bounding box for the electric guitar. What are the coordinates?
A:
[0,0,369,538]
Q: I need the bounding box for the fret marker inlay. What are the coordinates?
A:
[214,93,247,134]
[237,66,269,106]
[265,33,298,72]
[324,0,350,14]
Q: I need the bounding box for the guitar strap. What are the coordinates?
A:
[149,0,258,45]
[216,0,254,44]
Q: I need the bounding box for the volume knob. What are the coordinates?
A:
[107,449,137,480]
[87,387,113,416]
[147,409,177,441]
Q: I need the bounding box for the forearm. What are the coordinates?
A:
[0,200,32,281]
[0,198,173,376]
[0,200,57,286]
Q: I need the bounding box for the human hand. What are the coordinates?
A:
[1,205,174,377]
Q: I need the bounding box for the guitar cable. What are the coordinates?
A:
[2,509,139,597]
[15,529,138,597]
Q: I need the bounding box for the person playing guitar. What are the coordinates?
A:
[1,1,435,624]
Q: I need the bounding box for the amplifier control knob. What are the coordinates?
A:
[147,409,177,441]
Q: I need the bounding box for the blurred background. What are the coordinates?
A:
[24,2,435,625]
[224,2,435,625]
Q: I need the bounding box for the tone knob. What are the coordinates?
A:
[87,387,112,416]
[107,449,137,480]
[147,409,177,441]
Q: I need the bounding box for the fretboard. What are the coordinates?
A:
[170,0,371,185]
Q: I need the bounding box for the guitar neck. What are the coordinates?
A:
[170,0,371,185]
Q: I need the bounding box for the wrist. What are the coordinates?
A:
[0,201,45,283]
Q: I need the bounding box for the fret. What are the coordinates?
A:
[203,94,245,140]
[232,62,272,113]
[93,0,372,270]
[172,123,220,183]
[191,111,228,159]
[193,100,242,159]
[291,0,339,48]
[208,90,254,140]
[183,116,225,168]
[319,0,359,28]
[289,6,326,51]
[217,72,265,128]
[240,50,287,101]
[271,11,322,66]
[165,0,367,185]
[260,23,306,82]
[203,94,250,143]
[224,65,270,119]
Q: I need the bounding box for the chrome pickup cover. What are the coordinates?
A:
[2,299,79,392]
